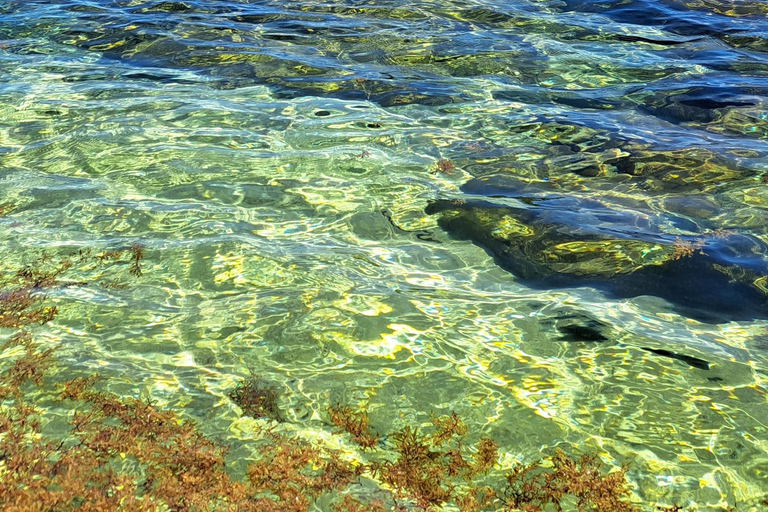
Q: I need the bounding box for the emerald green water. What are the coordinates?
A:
[2,0,768,509]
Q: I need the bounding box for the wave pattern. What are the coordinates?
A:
[1,0,768,509]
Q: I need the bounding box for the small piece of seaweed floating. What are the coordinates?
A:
[128,242,145,277]
[430,158,456,175]
[670,237,704,260]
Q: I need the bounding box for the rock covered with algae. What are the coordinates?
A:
[426,175,768,323]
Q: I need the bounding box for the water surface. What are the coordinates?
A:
[2,0,768,509]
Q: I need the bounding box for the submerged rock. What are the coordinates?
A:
[426,176,768,323]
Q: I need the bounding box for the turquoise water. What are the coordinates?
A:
[1,0,768,509]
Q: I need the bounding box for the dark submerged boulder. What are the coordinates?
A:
[426,176,768,323]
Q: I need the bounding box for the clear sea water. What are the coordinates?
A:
[1,0,768,509]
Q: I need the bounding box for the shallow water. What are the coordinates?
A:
[1,0,768,509]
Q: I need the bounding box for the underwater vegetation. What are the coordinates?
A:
[128,243,146,278]
[0,248,654,512]
[228,377,282,422]
[329,404,380,450]
[426,175,768,323]
[0,355,636,511]
[0,246,147,330]
[330,406,634,512]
